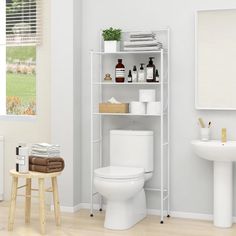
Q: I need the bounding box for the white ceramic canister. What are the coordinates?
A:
[130,102,146,115]
[147,102,161,115]
[139,89,156,102]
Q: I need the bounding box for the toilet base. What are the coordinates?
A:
[104,189,146,230]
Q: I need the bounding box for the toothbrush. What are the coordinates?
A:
[198,118,205,128]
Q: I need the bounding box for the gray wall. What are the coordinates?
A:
[81,0,236,215]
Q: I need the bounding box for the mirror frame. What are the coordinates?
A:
[195,8,236,110]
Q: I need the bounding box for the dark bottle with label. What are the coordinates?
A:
[128,70,132,83]
[146,57,156,82]
[155,69,160,83]
[115,59,125,83]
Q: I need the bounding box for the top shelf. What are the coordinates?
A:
[91,50,167,55]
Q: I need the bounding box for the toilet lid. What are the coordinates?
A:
[94,166,144,179]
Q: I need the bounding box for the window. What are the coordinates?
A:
[0,0,41,116]
[6,46,36,115]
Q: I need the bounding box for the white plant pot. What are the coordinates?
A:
[104,41,120,52]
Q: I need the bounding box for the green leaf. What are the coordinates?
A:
[102,27,122,41]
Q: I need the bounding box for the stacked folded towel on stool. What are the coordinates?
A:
[31,143,60,157]
[29,156,65,173]
[29,143,64,173]
[124,31,163,51]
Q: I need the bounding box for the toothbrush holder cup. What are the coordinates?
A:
[200,128,210,141]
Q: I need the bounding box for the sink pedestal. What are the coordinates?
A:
[214,161,233,228]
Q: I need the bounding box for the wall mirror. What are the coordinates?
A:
[195,9,236,110]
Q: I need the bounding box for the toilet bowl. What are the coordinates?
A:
[94,130,154,230]
[94,166,147,230]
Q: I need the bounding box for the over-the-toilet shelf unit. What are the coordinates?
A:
[90,29,170,223]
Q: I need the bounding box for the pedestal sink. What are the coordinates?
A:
[191,140,236,228]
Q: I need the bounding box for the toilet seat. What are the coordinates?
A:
[94,166,144,179]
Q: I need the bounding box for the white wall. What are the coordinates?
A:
[81,0,236,215]
[51,0,81,208]
[2,0,51,200]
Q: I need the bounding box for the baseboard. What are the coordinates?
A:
[56,203,236,223]
[51,204,81,213]
[79,202,101,210]
[147,209,236,223]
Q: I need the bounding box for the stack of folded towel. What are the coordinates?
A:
[31,143,60,157]
[29,143,64,173]
[29,156,65,173]
[124,31,163,51]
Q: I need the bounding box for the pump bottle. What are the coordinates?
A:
[138,63,145,82]
[146,57,156,82]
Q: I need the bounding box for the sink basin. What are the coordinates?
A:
[191,140,236,228]
[191,140,236,162]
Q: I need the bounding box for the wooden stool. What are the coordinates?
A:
[8,169,61,234]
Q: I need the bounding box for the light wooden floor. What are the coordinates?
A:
[0,202,236,236]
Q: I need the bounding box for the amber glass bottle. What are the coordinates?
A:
[115,59,125,83]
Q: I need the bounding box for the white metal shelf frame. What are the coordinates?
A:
[90,29,170,224]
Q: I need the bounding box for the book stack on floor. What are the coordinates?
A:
[29,143,65,173]
[124,31,163,51]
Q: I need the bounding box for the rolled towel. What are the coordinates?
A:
[29,156,65,167]
[29,164,64,173]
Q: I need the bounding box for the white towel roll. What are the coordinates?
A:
[130,102,146,115]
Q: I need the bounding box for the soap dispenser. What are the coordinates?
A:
[146,57,156,82]
[138,63,145,82]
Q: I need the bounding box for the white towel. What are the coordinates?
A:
[124,40,160,47]
[31,143,60,157]
[130,31,155,38]
[130,37,155,41]
[124,46,162,51]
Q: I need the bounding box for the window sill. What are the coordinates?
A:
[0,115,37,122]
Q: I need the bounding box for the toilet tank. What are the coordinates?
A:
[110,130,153,172]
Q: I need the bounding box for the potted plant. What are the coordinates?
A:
[102,27,122,52]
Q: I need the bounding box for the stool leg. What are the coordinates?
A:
[8,176,18,231]
[38,178,46,234]
[52,177,61,226]
[25,178,32,223]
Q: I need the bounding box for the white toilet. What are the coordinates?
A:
[94,130,153,230]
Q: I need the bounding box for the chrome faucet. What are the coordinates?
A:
[221,128,227,143]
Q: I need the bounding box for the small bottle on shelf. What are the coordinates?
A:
[115,59,125,83]
[138,63,145,82]
[128,70,132,83]
[155,69,160,83]
[132,65,138,82]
